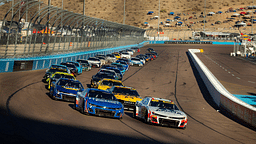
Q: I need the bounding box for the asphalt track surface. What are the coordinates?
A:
[195,45,256,101]
[0,44,255,144]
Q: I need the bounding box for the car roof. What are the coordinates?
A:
[52,72,73,76]
[101,78,122,83]
[58,78,80,82]
[147,97,174,103]
[112,86,135,90]
[88,88,112,93]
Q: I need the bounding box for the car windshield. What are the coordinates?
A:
[48,68,67,73]
[53,74,74,79]
[88,58,99,61]
[88,90,116,100]
[149,100,179,110]
[105,68,121,74]
[131,58,140,61]
[57,79,83,89]
[112,64,124,70]
[95,73,115,79]
[64,64,76,68]
[112,87,139,97]
[101,65,117,69]
[102,80,123,86]
[99,70,115,75]
[117,61,127,65]
[67,62,79,67]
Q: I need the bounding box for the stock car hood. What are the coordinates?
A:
[87,97,123,108]
[57,85,82,94]
[114,94,142,103]
[149,107,186,118]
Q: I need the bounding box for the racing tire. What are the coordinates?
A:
[80,104,84,114]
[73,100,77,110]
[49,90,55,100]
[144,111,149,123]
[133,106,137,119]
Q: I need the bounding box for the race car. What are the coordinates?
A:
[87,57,101,68]
[112,52,121,59]
[130,57,144,67]
[76,59,92,71]
[110,62,126,74]
[133,97,187,129]
[66,61,83,75]
[108,86,142,110]
[115,60,129,71]
[97,78,124,90]
[49,78,84,102]
[91,72,117,88]
[43,64,70,83]
[147,48,154,52]
[101,67,123,80]
[74,88,124,119]
[47,72,76,90]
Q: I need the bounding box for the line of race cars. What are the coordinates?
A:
[42,47,188,129]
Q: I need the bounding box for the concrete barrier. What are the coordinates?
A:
[188,49,256,128]
[0,41,148,73]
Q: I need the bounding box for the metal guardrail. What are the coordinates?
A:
[0,0,145,58]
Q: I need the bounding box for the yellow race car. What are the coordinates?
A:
[108,86,142,110]
[112,52,121,59]
[97,78,124,90]
[47,72,76,90]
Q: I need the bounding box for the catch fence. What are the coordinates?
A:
[0,0,145,58]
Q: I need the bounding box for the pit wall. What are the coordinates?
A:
[188,49,256,128]
[0,41,149,73]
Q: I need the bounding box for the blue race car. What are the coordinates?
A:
[111,62,126,75]
[66,61,83,75]
[115,60,129,71]
[76,59,92,71]
[50,78,84,102]
[74,88,124,119]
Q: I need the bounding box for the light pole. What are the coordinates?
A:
[158,0,160,40]
[123,0,125,25]
[203,0,206,33]
[252,0,254,35]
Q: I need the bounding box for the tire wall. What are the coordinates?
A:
[188,49,256,128]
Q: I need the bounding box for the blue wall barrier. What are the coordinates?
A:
[149,40,240,45]
[0,41,148,73]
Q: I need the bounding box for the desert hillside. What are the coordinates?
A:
[0,0,255,34]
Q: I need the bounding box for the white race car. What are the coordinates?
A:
[87,57,101,68]
[133,96,187,129]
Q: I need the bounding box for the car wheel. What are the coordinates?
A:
[80,104,84,114]
[133,106,137,118]
[73,100,77,110]
[49,90,55,100]
[144,111,149,123]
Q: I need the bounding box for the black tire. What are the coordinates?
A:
[133,106,137,118]
[49,90,55,100]
[80,104,84,114]
[144,111,149,123]
[73,100,77,110]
